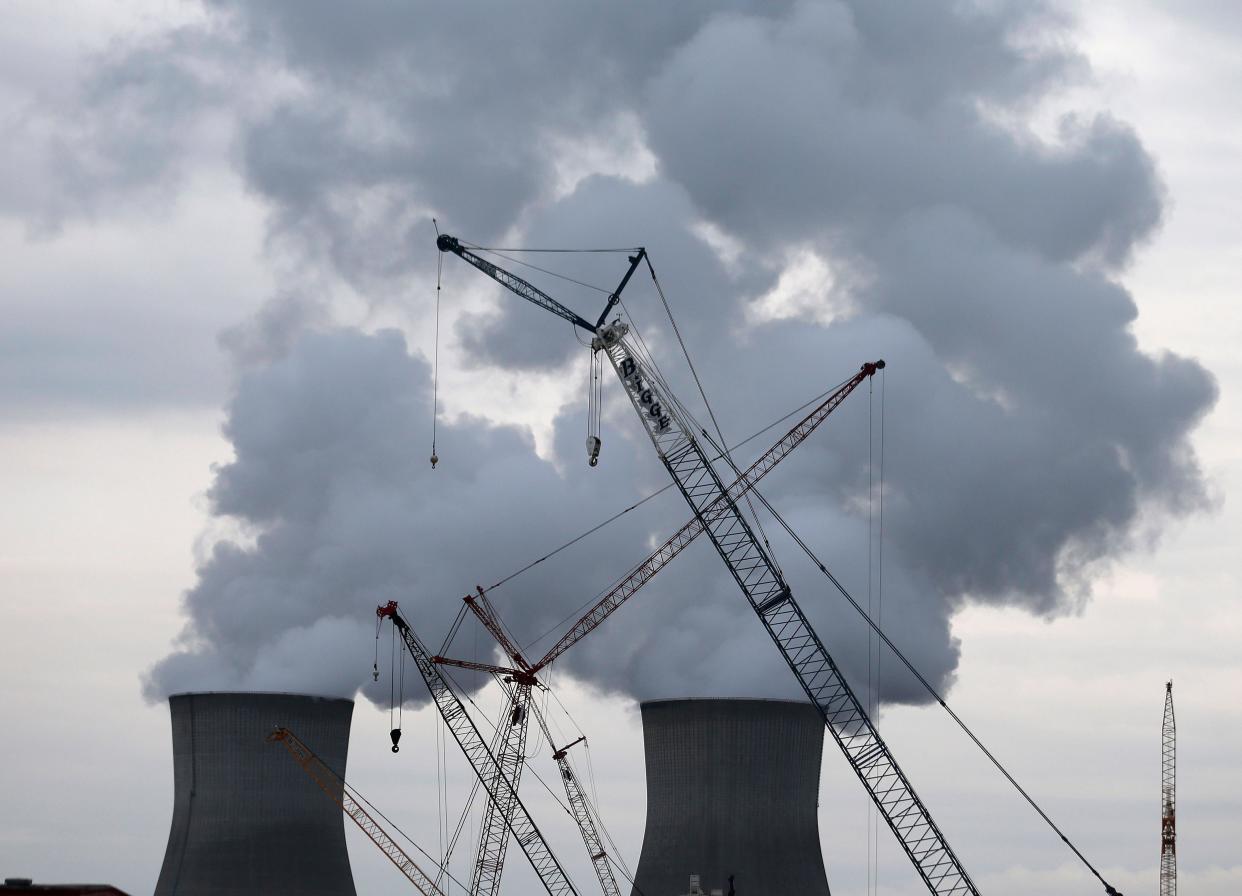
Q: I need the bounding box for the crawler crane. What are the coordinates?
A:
[431,233,977,894]
[427,232,1125,896]
[267,726,451,896]
[377,600,582,895]
[431,358,881,892]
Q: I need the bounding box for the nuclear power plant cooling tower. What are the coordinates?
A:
[154,692,357,896]
[632,699,831,896]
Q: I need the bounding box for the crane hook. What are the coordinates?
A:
[390,728,402,753]
[430,452,438,469]
[372,662,379,682]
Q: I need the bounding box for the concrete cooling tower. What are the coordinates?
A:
[632,699,830,896]
[154,692,357,896]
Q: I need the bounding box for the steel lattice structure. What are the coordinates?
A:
[377,602,580,896]
[436,231,979,896]
[599,333,979,896]
[530,363,879,673]
[1160,682,1176,896]
[471,680,535,896]
[530,702,624,896]
[431,319,878,893]
[268,727,447,896]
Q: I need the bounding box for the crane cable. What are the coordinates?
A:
[540,679,643,891]
[620,262,1120,895]
[465,245,616,295]
[865,375,886,896]
[874,371,887,894]
[866,377,876,896]
[643,256,783,575]
[293,728,474,893]
[445,374,858,663]
[431,220,443,470]
[475,373,856,601]
[437,662,646,895]
[734,461,1123,895]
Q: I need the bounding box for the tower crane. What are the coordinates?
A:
[266,727,450,896]
[1160,681,1177,896]
[434,232,981,895]
[376,600,581,896]
[431,361,879,892]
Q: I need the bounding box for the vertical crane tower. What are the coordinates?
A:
[1160,682,1176,896]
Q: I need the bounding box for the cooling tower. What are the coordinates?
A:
[154,692,357,896]
[632,699,830,896]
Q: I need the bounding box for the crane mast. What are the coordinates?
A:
[531,362,880,672]
[471,679,535,896]
[530,703,624,896]
[439,360,879,684]
[376,601,580,896]
[266,727,448,896]
[434,365,877,892]
[437,233,980,896]
[1160,681,1176,896]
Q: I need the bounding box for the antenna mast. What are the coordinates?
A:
[1160,681,1177,896]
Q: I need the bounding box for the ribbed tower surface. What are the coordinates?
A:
[632,698,830,896]
[154,692,357,896]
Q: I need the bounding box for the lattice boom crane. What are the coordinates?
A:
[375,601,580,896]
[435,232,979,896]
[433,337,879,893]
[266,727,449,896]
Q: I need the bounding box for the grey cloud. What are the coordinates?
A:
[643,4,1161,267]
[0,297,229,416]
[132,0,1213,712]
[221,0,797,286]
[1,26,236,231]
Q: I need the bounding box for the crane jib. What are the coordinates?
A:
[618,356,672,433]
[434,233,981,896]
[598,332,981,896]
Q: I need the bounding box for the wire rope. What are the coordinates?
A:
[474,375,857,661]
[731,476,1123,894]
[302,745,474,893]
[867,377,876,896]
[542,689,641,887]
[438,667,580,824]
[347,783,474,892]
[460,243,640,254]
[469,246,614,295]
[644,256,781,568]
[874,368,887,896]
[431,249,443,469]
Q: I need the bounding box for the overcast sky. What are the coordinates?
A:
[1,2,1239,895]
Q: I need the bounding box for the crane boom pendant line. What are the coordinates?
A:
[435,231,974,896]
[433,231,1127,896]
[598,329,978,896]
[268,727,459,896]
[377,602,581,896]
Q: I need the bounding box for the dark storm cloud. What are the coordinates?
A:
[132,0,1214,709]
